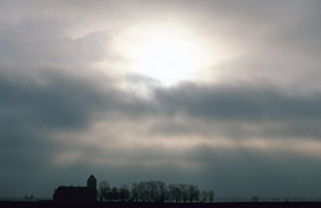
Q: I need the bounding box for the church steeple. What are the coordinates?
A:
[87,175,96,189]
[87,175,97,201]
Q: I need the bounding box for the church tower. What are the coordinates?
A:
[87,175,97,201]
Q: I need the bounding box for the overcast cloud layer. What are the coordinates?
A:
[1,0,321,199]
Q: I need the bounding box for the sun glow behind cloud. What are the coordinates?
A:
[105,23,228,86]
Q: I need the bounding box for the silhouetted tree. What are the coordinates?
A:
[180,184,188,202]
[251,196,259,202]
[98,181,110,201]
[25,194,34,201]
[201,190,208,202]
[138,182,147,202]
[131,183,139,202]
[168,184,181,202]
[146,180,168,202]
[119,184,130,201]
[209,190,215,202]
[111,187,119,201]
[157,181,167,202]
[97,178,213,203]
[187,185,200,202]
[145,181,153,202]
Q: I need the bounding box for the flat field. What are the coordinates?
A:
[0,202,321,208]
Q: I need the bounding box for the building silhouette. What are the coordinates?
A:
[53,175,97,202]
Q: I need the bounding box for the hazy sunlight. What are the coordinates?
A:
[114,24,215,85]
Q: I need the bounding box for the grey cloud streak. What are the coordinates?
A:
[5,69,315,140]
[0,68,155,130]
[152,82,321,140]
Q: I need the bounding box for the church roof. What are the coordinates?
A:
[88,175,96,181]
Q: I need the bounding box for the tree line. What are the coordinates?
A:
[98,180,214,203]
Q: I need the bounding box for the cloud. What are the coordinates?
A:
[151,82,321,140]
[1,65,321,197]
[0,19,110,68]
[1,0,321,199]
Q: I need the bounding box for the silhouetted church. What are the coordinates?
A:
[53,175,97,202]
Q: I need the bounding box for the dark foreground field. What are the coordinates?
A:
[0,201,320,208]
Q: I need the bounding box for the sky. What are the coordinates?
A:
[1,0,321,199]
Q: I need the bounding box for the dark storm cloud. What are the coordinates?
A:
[151,82,321,140]
[156,82,321,121]
[1,71,100,129]
[0,68,156,131]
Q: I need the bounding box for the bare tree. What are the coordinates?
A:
[168,184,181,202]
[180,184,188,202]
[131,183,139,202]
[119,184,130,201]
[145,181,153,202]
[98,181,110,201]
[138,181,147,202]
[201,190,208,202]
[111,187,119,201]
[209,190,215,202]
[157,181,167,202]
[187,185,200,202]
[97,178,212,204]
